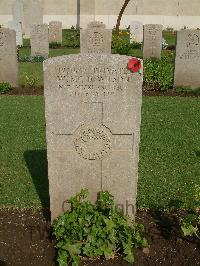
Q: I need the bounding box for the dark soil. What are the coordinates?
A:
[3,86,200,97]
[0,209,199,266]
[5,86,44,96]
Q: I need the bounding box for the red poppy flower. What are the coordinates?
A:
[127,58,141,73]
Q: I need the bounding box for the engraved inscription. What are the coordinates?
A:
[88,32,104,53]
[0,32,6,47]
[74,125,112,160]
[179,33,200,60]
[56,66,132,97]
[148,27,159,56]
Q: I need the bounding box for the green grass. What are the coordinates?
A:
[18,47,80,87]
[0,96,199,210]
[0,96,47,208]
[19,62,43,86]
[163,30,176,46]
[138,97,200,210]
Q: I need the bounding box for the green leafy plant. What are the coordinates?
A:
[181,185,200,240]
[53,189,147,266]
[0,82,13,94]
[181,214,200,239]
[112,35,132,55]
[24,72,39,88]
[130,41,142,49]
[18,55,45,62]
[176,86,200,96]
[144,55,174,91]
[49,42,62,49]
[63,29,80,48]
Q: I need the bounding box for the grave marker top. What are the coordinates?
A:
[80,21,112,54]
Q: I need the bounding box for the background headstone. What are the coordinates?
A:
[12,0,24,33]
[80,21,112,54]
[0,28,18,87]
[44,54,143,221]
[23,0,43,37]
[130,21,143,43]
[7,21,23,46]
[174,30,200,88]
[143,24,163,59]
[30,24,49,58]
[49,21,62,44]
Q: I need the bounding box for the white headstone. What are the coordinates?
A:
[23,0,43,37]
[80,21,112,54]
[49,21,62,44]
[174,30,200,88]
[12,0,24,32]
[0,28,18,87]
[7,21,23,46]
[30,24,49,58]
[130,21,143,43]
[143,24,163,59]
[44,54,143,221]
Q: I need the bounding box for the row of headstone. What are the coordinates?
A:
[0,23,199,90]
[131,22,200,88]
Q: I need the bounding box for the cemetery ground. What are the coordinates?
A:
[6,30,178,94]
[0,96,200,265]
[0,30,200,265]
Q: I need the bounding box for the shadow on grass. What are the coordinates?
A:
[194,150,200,157]
[148,199,184,240]
[24,150,50,211]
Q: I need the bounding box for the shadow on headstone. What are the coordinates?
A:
[24,150,50,210]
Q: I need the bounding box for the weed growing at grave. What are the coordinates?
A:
[0,82,13,94]
[53,189,147,265]
[49,42,62,49]
[162,38,168,49]
[181,185,200,242]
[181,213,200,240]
[143,55,174,91]
[24,72,39,88]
